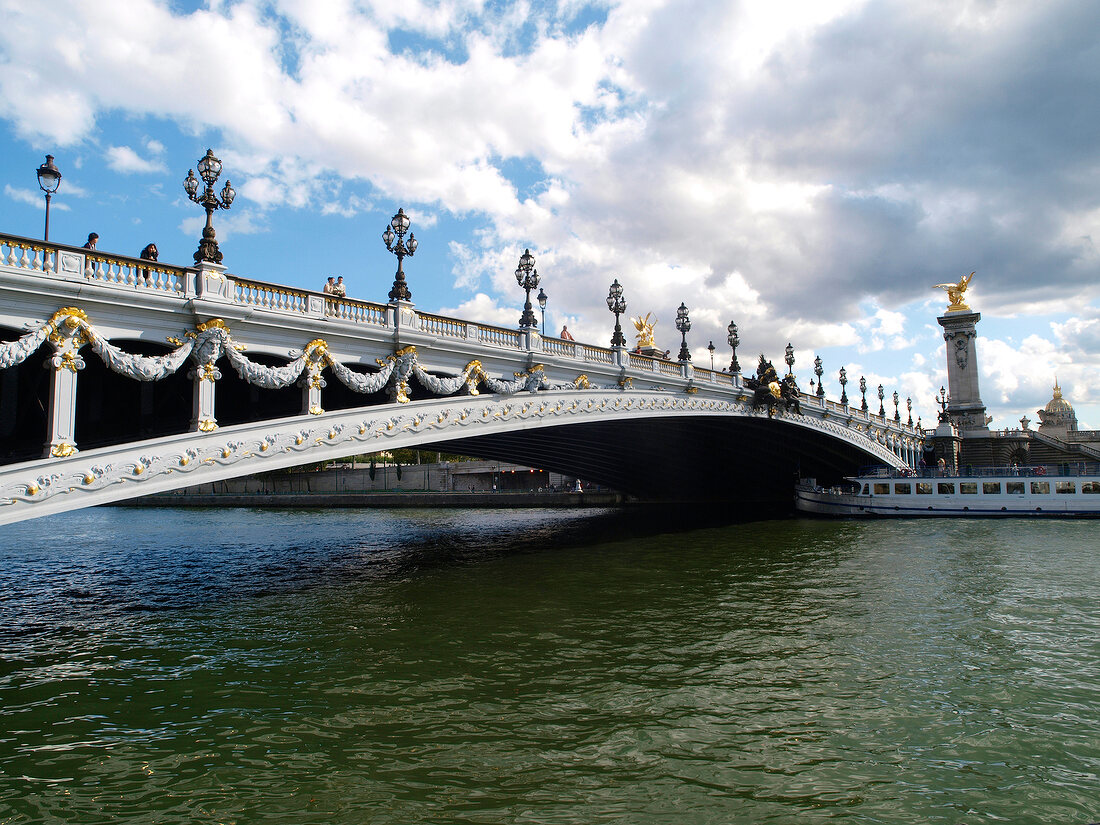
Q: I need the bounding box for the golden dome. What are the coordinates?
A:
[1043,380,1074,415]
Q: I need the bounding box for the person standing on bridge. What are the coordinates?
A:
[83,232,98,250]
[323,276,335,294]
[139,243,158,286]
[560,325,575,341]
[333,276,346,298]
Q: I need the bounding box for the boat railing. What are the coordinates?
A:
[858,462,1100,479]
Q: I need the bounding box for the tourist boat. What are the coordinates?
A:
[795,464,1100,518]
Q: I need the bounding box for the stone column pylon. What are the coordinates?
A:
[938,310,989,433]
[43,316,87,458]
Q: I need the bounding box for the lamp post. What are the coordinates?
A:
[877,384,885,417]
[36,155,61,241]
[515,248,540,328]
[707,341,716,370]
[537,287,548,337]
[814,356,824,398]
[675,303,691,362]
[839,367,848,406]
[382,208,418,301]
[785,343,795,376]
[727,321,740,373]
[183,149,235,264]
[860,376,868,412]
[937,386,949,422]
[893,390,900,422]
[606,279,626,347]
[907,396,913,426]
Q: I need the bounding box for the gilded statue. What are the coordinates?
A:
[934,271,974,313]
[632,313,658,349]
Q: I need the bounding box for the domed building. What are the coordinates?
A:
[1037,380,1079,436]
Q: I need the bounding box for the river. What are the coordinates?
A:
[0,507,1097,824]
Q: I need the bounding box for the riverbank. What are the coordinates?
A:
[122,490,625,509]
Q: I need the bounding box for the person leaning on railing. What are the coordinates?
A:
[139,243,158,285]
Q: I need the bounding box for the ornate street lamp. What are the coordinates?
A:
[907,396,913,426]
[893,390,900,422]
[675,303,691,362]
[877,384,885,416]
[937,386,949,422]
[183,149,235,264]
[727,321,740,373]
[860,376,868,412]
[606,279,626,347]
[515,248,540,328]
[382,208,418,301]
[814,355,824,398]
[537,287,548,337]
[785,343,795,376]
[708,341,716,370]
[839,367,848,405]
[36,155,61,241]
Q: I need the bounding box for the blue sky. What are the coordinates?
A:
[1,0,1098,429]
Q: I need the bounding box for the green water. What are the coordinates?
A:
[0,507,1097,823]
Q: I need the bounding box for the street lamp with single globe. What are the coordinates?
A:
[675,303,691,362]
[708,341,715,370]
[36,155,61,241]
[183,149,235,264]
[537,287,548,336]
[382,208,418,301]
[785,343,795,376]
[606,279,626,347]
[515,249,540,328]
[727,321,740,373]
[839,367,848,405]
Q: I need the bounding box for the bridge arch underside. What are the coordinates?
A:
[433,416,877,507]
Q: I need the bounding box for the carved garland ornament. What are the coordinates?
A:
[0,308,598,402]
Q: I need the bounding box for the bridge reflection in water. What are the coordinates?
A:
[0,232,921,525]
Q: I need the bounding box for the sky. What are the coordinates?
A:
[1,0,1097,430]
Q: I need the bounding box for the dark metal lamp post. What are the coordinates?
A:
[839,367,848,405]
[184,149,235,264]
[907,396,913,426]
[382,208,418,301]
[36,155,61,241]
[537,287,548,336]
[708,341,715,370]
[675,303,691,362]
[515,248,540,328]
[785,342,795,376]
[860,376,868,412]
[938,386,950,422]
[606,279,626,347]
[893,390,900,422]
[814,355,824,398]
[877,384,885,417]
[727,321,740,373]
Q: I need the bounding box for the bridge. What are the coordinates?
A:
[0,232,922,525]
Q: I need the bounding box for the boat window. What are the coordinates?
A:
[1031,481,1050,495]
[1083,481,1100,494]
[960,482,978,494]
[894,483,911,494]
[937,483,955,494]
[982,482,1001,494]
[1006,482,1025,495]
[916,483,933,495]
[1056,481,1076,494]
[873,483,890,495]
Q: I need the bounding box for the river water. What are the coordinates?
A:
[0,506,1096,824]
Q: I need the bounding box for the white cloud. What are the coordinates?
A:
[4,184,70,211]
[106,145,167,174]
